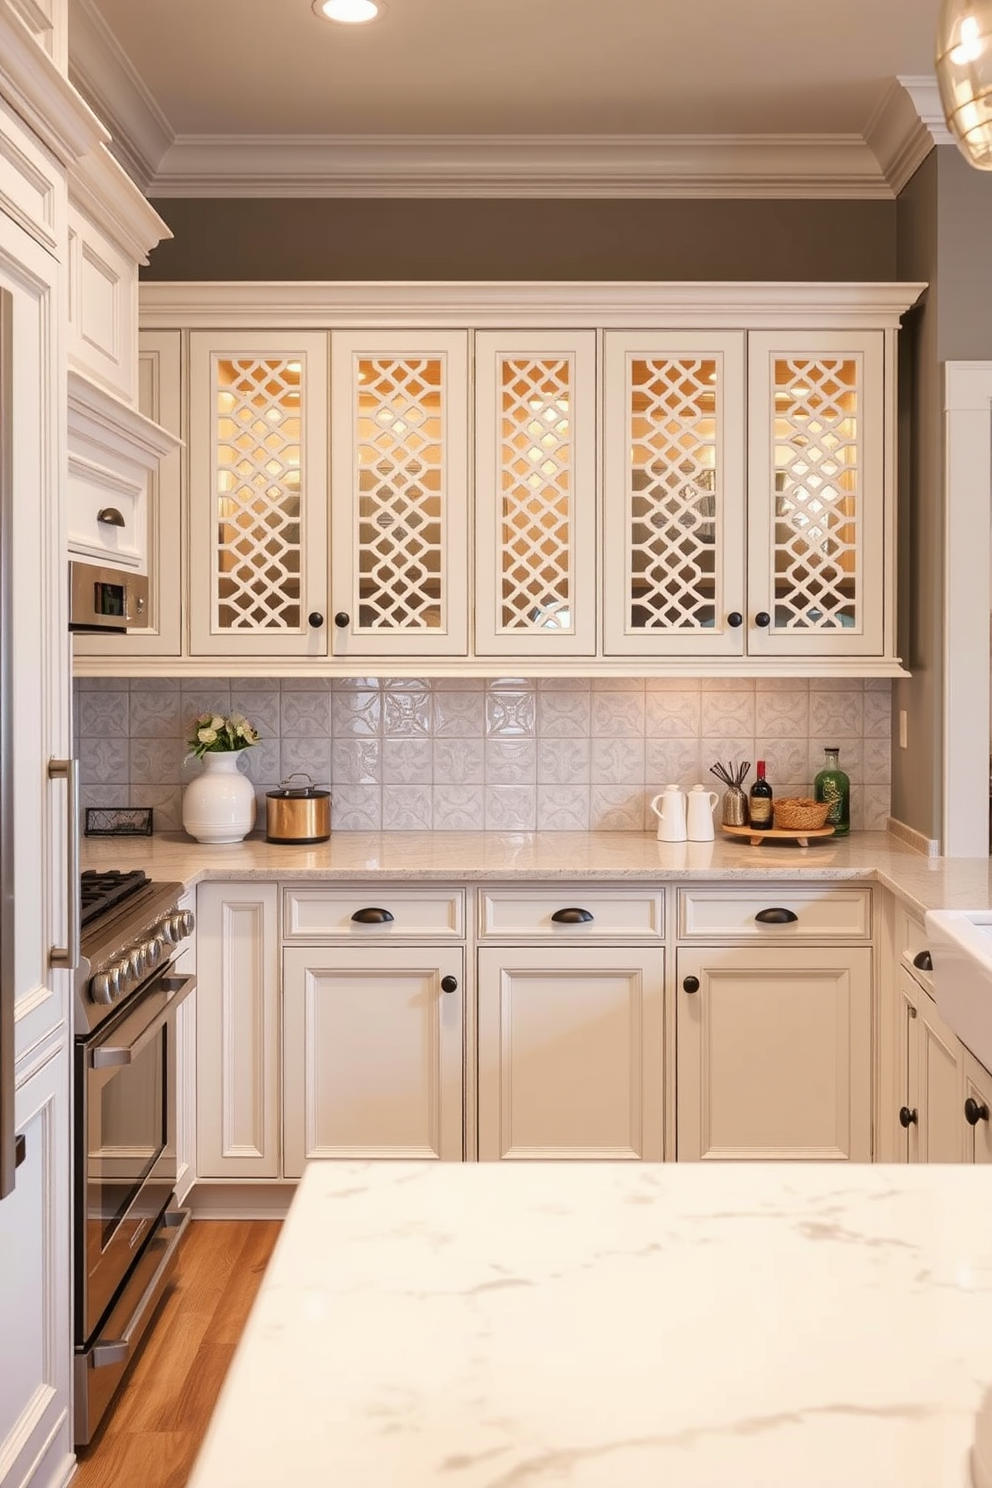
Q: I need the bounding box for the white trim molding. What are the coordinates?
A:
[0,0,106,166]
[943,362,992,858]
[67,0,172,193]
[67,367,181,466]
[69,142,171,265]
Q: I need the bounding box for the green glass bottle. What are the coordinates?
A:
[814,746,850,835]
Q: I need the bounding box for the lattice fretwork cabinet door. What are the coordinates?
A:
[746,331,886,659]
[601,332,746,657]
[474,331,597,657]
[188,332,329,657]
[330,331,468,657]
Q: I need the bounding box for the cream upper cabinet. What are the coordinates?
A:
[189,331,329,658]
[330,330,468,658]
[474,331,597,657]
[602,332,746,657]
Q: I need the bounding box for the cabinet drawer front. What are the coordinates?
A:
[678,885,871,939]
[283,886,464,939]
[896,904,934,991]
[480,888,663,939]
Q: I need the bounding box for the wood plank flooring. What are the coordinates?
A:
[72,1219,281,1488]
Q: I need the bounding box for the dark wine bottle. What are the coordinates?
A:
[748,759,773,828]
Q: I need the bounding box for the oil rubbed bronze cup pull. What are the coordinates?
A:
[755,907,799,925]
[551,907,594,924]
[351,906,394,924]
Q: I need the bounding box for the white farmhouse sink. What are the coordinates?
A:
[924,908,992,1070]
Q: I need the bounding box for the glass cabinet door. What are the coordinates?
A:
[474,331,596,657]
[746,331,885,658]
[602,333,746,656]
[188,332,328,657]
[330,331,468,657]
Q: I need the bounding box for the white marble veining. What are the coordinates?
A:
[187,1161,992,1488]
[80,829,992,919]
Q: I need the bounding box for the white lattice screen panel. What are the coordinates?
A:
[214,357,303,631]
[355,358,444,631]
[772,357,859,630]
[498,357,573,633]
[628,358,719,630]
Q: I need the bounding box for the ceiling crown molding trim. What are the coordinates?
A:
[865,78,937,194]
[143,131,896,199]
[69,143,172,264]
[897,73,956,148]
[0,1,107,165]
[68,0,173,192]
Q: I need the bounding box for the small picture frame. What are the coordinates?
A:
[84,807,154,837]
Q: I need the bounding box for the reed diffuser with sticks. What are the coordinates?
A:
[710,759,751,827]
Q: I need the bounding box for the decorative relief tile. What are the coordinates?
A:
[646,738,702,787]
[280,738,331,785]
[280,676,332,692]
[77,692,129,737]
[863,736,892,785]
[383,738,434,785]
[809,691,864,737]
[591,737,645,784]
[808,739,862,784]
[180,689,232,729]
[537,785,590,830]
[537,738,590,785]
[432,785,485,830]
[754,691,809,739]
[701,691,756,737]
[645,691,701,739]
[131,784,183,833]
[859,785,891,832]
[332,739,382,785]
[331,785,382,831]
[383,688,431,737]
[864,690,892,738]
[432,688,484,737]
[128,689,183,739]
[332,689,382,738]
[590,786,644,831]
[536,689,591,738]
[484,785,537,830]
[280,691,331,738]
[230,690,280,740]
[485,739,537,784]
[77,676,131,692]
[700,739,756,786]
[753,740,810,791]
[80,784,128,816]
[432,738,485,785]
[590,690,645,738]
[381,785,432,830]
[79,737,129,785]
[485,690,537,737]
[129,738,185,785]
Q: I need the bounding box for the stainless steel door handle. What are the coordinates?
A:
[48,757,79,970]
[90,974,196,1068]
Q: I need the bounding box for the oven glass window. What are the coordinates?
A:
[88,1024,167,1252]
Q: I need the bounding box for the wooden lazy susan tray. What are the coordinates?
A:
[721,823,835,848]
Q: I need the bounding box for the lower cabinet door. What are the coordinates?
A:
[677,945,871,1160]
[963,1048,992,1164]
[282,946,464,1175]
[0,1043,72,1488]
[477,946,665,1160]
[905,979,967,1163]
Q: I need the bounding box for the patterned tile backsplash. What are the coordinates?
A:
[74,676,893,834]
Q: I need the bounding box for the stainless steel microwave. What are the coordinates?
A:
[68,560,148,632]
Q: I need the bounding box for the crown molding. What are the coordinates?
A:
[0,0,106,165]
[897,74,956,148]
[67,368,181,465]
[139,280,928,331]
[69,142,172,263]
[67,0,173,193]
[864,78,937,194]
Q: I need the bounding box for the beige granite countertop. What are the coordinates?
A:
[80,829,992,918]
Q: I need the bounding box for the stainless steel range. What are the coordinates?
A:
[74,868,195,1446]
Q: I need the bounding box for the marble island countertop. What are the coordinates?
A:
[187,1160,992,1488]
[80,829,992,918]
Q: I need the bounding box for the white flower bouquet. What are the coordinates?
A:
[186,711,260,760]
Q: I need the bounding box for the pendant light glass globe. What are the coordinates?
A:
[936,0,992,168]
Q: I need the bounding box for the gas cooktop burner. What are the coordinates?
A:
[80,868,150,926]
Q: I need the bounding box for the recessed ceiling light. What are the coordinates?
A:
[312,0,384,22]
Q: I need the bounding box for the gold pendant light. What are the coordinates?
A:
[936,0,992,168]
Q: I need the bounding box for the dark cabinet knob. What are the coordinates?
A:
[551,907,594,924]
[912,950,933,972]
[308,612,324,629]
[965,1097,990,1126]
[727,612,743,628]
[682,975,700,994]
[899,1105,918,1128]
[755,907,798,925]
[755,611,771,628]
[14,1133,26,1169]
[334,612,350,628]
[440,975,458,994]
[350,907,395,924]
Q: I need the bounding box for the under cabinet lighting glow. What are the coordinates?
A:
[312,0,384,22]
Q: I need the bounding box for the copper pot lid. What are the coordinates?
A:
[266,772,331,800]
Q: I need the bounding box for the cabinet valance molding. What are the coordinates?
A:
[0,4,106,168]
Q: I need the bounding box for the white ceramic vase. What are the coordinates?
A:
[182,751,257,844]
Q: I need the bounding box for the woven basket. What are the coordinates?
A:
[772,797,831,831]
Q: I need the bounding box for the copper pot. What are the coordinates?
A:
[265,775,331,844]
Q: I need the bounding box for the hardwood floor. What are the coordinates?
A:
[72,1220,281,1488]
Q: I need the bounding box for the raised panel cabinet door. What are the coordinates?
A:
[330,330,468,657]
[474,330,596,657]
[746,330,887,659]
[912,986,967,1163]
[195,883,280,1179]
[602,331,746,657]
[477,946,665,1161]
[188,331,329,657]
[676,946,872,1161]
[0,1044,72,1488]
[282,946,464,1176]
[962,1049,992,1164]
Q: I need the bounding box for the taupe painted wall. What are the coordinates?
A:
[143,197,896,281]
[936,151,992,360]
[893,152,940,842]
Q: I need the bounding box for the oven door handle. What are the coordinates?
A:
[90,974,196,1069]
